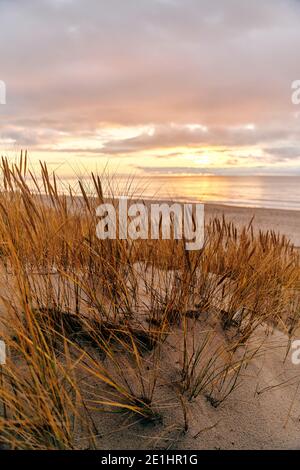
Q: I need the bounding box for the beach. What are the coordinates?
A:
[0,159,299,450]
[205,204,300,248]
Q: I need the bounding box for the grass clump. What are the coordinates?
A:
[0,154,298,449]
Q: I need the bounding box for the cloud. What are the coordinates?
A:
[0,0,300,173]
[135,164,300,176]
[264,146,300,161]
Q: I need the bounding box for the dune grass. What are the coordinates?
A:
[0,154,299,449]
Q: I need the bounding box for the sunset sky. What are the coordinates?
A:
[0,0,300,177]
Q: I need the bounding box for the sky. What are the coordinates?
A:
[0,0,300,177]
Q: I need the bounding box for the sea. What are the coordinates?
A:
[126,175,300,211]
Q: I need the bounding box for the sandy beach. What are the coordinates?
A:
[0,160,299,451]
[205,204,300,248]
[140,198,300,247]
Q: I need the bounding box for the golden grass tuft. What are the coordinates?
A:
[0,154,299,449]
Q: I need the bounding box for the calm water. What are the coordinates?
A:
[130,176,300,211]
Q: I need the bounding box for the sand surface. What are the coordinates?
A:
[140,198,300,247]
[1,202,300,450]
[91,203,300,449]
[205,204,300,247]
[94,322,300,450]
